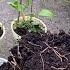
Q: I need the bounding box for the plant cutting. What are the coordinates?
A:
[0,22,5,40]
[8,0,54,39]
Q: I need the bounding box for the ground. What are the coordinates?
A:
[0,0,70,59]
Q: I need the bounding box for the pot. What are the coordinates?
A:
[0,58,7,66]
[0,22,5,40]
[11,16,47,40]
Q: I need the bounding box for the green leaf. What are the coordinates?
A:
[8,0,26,11]
[38,9,54,17]
[18,4,26,11]
[8,0,19,10]
[8,1,18,9]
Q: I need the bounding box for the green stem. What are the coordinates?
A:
[29,0,33,21]
[20,0,23,11]
[17,0,23,23]
[31,0,33,13]
[18,12,20,23]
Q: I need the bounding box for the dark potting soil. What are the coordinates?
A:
[0,30,70,70]
[14,27,27,36]
[0,27,3,37]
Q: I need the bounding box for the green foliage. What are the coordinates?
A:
[8,0,54,18]
[8,0,55,33]
[8,0,33,12]
[8,0,26,12]
[16,18,43,33]
[38,9,54,17]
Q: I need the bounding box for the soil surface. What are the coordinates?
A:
[0,30,70,70]
[0,27,3,37]
[14,27,27,36]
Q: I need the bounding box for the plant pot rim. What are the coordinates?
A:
[11,16,47,39]
[0,58,8,66]
[0,22,5,40]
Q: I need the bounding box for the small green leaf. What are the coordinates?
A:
[8,0,26,12]
[39,9,54,17]
[8,2,18,9]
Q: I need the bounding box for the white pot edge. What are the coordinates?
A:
[11,17,47,40]
[0,58,8,66]
[0,22,5,40]
[11,19,21,40]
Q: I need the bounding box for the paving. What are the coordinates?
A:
[0,0,70,59]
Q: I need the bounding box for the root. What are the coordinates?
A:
[8,39,69,70]
[43,42,51,48]
[28,41,42,48]
[40,42,68,70]
[27,40,69,70]
[17,44,22,58]
[9,52,21,70]
[40,47,49,54]
[52,48,63,62]
[43,42,68,62]
[40,54,45,70]
[51,66,67,70]
[8,60,21,70]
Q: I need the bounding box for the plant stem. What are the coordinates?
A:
[18,0,22,23]
[20,0,26,20]
[18,12,20,23]
[31,0,33,13]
